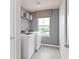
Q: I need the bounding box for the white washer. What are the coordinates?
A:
[21,34,35,59]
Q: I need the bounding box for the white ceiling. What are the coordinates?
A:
[21,0,62,12]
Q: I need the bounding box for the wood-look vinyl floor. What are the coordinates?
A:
[30,46,62,59]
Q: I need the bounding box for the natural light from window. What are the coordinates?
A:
[38,17,50,37]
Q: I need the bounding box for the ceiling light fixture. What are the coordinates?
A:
[37,2,40,7]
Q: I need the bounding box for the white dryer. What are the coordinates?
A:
[34,32,41,51]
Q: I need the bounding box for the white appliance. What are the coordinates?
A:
[35,32,41,51]
[21,33,35,59]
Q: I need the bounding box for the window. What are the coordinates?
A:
[38,17,50,36]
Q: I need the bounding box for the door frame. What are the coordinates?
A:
[10,0,21,59]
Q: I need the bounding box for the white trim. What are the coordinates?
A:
[41,44,59,48]
[60,49,63,59]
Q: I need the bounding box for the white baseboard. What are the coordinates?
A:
[41,44,59,48]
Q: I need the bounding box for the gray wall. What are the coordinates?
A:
[30,12,38,31]
[21,7,30,31]
[41,9,59,45]
[21,18,30,31]
[30,9,59,46]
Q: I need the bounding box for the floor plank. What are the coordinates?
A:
[30,46,62,59]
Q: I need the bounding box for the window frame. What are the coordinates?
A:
[37,16,50,37]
